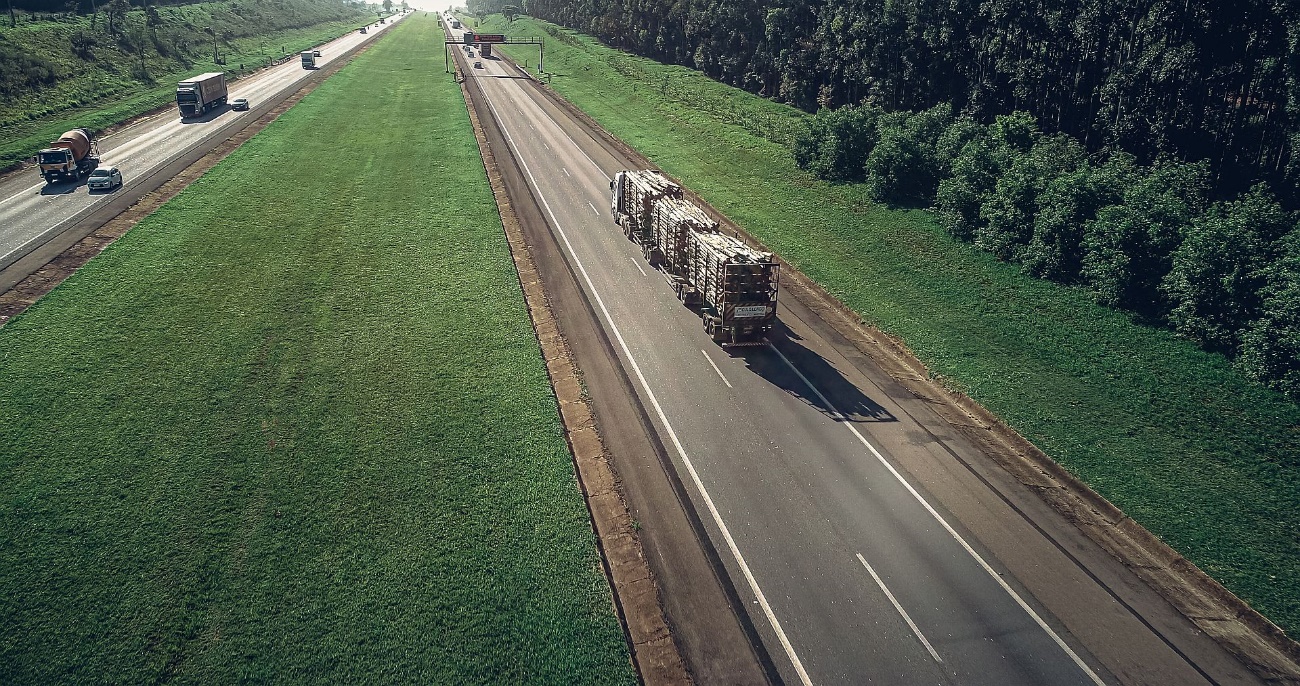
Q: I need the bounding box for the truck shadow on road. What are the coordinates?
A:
[39,180,84,195]
[731,326,896,423]
[179,106,230,124]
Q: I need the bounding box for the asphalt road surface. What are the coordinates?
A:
[449,18,1266,686]
[0,15,400,280]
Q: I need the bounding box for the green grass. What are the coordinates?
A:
[481,15,1300,635]
[0,0,378,170]
[0,15,634,684]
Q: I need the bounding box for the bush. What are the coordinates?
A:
[1238,229,1300,400]
[791,103,884,182]
[1021,152,1132,282]
[1163,183,1295,354]
[934,116,984,175]
[0,43,62,99]
[1082,159,1210,314]
[976,134,1084,262]
[935,128,998,241]
[989,110,1039,153]
[862,103,951,205]
[70,30,97,60]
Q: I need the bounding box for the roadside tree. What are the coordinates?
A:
[1163,184,1294,354]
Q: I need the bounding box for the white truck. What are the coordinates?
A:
[176,72,227,118]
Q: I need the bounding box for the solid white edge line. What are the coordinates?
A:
[771,346,1106,686]
[701,349,733,388]
[481,92,815,686]
[856,553,942,663]
[629,258,647,277]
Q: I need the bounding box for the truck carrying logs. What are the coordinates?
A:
[611,169,681,248]
[611,169,779,346]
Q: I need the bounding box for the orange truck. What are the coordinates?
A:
[37,128,100,184]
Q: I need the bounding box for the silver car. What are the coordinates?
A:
[86,166,122,192]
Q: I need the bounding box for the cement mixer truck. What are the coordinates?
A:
[37,128,100,184]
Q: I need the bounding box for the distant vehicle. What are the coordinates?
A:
[360,27,367,34]
[86,166,123,192]
[231,97,250,111]
[301,51,316,68]
[474,61,483,69]
[176,72,227,118]
[313,49,321,57]
[450,19,461,28]
[37,128,100,183]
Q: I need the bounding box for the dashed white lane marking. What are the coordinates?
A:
[772,346,1105,686]
[701,349,733,388]
[857,553,942,663]
[629,258,647,277]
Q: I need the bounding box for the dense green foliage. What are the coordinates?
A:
[481,13,1299,636]
[795,105,1300,399]
[0,15,634,684]
[518,0,1299,202]
[0,0,374,168]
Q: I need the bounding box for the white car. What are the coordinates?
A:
[86,166,122,192]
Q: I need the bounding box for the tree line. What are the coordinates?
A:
[525,0,1299,204]
[796,105,1300,399]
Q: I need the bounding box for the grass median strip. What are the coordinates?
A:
[483,15,1300,636]
[0,15,635,684]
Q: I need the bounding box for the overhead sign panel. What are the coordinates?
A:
[475,34,506,42]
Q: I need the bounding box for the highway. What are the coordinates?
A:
[0,15,400,282]
[449,19,1266,686]
[0,11,1267,683]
